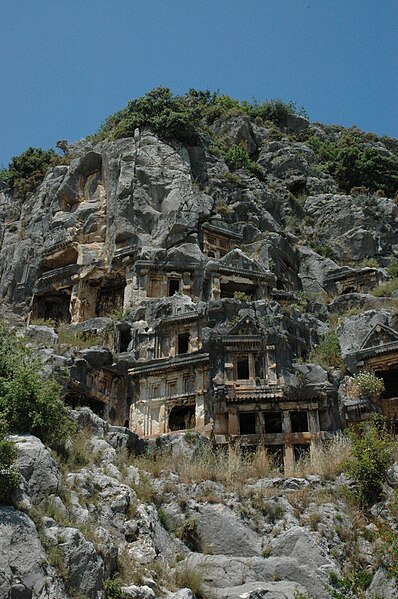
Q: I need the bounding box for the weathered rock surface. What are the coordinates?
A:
[11,435,60,505]
[0,506,67,599]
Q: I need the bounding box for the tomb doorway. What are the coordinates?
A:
[168,405,195,431]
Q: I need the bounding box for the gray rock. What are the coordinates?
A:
[368,568,397,598]
[0,506,67,599]
[121,586,156,599]
[107,426,145,455]
[214,580,309,599]
[11,435,60,504]
[25,325,58,346]
[180,553,333,599]
[45,524,105,598]
[70,407,109,436]
[387,464,398,488]
[192,502,262,557]
[167,590,195,599]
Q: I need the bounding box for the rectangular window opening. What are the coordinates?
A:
[264,412,283,434]
[290,410,308,433]
[178,332,190,355]
[237,356,250,380]
[168,278,180,296]
[239,412,256,434]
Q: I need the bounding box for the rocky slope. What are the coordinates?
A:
[2,410,398,599]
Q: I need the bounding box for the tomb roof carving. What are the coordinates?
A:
[129,352,209,376]
[353,323,398,359]
[360,323,398,350]
[35,264,80,292]
[205,248,275,281]
[225,314,263,337]
[202,222,243,240]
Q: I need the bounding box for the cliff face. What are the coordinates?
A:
[1,102,398,598]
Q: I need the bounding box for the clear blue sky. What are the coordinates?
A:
[1,0,397,168]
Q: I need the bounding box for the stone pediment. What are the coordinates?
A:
[218,249,265,273]
[228,315,262,337]
[360,324,398,350]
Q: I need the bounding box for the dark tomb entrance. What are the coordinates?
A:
[168,278,180,296]
[376,369,398,399]
[239,412,256,434]
[264,412,283,434]
[237,355,250,380]
[168,405,195,431]
[177,332,190,355]
[291,410,309,432]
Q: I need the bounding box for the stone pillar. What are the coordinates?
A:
[282,411,291,433]
[228,409,239,435]
[182,271,192,297]
[267,345,277,383]
[195,394,205,429]
[308,409,320,433]
[284,444,294,475]
[258,412,265,436]
[159,404,167,434]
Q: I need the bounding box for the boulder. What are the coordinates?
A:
[45,524,104,598]
[11,435,60,504]
[0,506,67,599]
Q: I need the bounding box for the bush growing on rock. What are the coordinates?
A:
[352,372,385,399]
[0,146,61,199]
[347,414,393,506]
[98,87,305,144]
[0,419,20,503]
[310,332,342,369]
[0,323,72,448]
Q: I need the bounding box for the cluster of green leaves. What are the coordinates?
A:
[386,258,398,279]
[0,323,72,447]
[0,419,20,503]
[98,87,304,144]
[0,146,61,199]
[347,414,393,506]
[224,143,264,178]
[352,372,385,399]
[305,127,398,197]
[328,568,372,598]
[310,332,342,369]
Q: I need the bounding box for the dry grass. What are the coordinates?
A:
[293,435,352,479]
[127,444,279,492]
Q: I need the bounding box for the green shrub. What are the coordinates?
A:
[233,291,252,302]
[0,419,20,503]
[328,568,372,598]
[386,258,398,279]
[98,87,305,145]
[372,277,398,297]
[103,579,125,599]
[352,372,385,399]
[225,144,251,171]
[0,323,72,448]
[378,491,398,579]
[347,414,393,505]
[306,127,398,197]
[310,332,342,369]
[0,147,60,199]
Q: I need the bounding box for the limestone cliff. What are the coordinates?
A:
[1,91,398,598]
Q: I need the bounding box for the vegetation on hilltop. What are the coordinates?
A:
[302,126,398,197]
[0,146,61,199]
[96,86,303,143]
[1,87,397,199]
